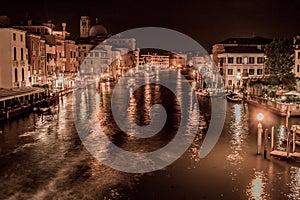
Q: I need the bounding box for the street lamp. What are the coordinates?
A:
[257,113,264,155]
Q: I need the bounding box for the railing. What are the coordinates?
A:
[249,96,300,116]
[20,60,25,66]
[242,73,248,77]
[14,82,19,87]
[13,60,18,67]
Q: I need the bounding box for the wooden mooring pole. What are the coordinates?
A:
[264,129,268,159]
[271,126,274,151]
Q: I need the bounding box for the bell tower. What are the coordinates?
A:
[80,16,90,38]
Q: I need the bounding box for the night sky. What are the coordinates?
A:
[1,0,300,51]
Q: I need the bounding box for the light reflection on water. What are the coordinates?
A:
[277,125,287,151]
[246,170,269,200]
[287,166,300,199]
[2,73,300,199]
[227,104,247,166]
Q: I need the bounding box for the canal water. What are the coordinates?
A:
[0,70,300,199]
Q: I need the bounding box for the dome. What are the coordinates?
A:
[89,18,108,37]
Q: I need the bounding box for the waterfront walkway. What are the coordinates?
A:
[247,96,300,116]
[0,87,74,121]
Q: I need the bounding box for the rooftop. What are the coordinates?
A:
[224,46,264,53]
[217,36,273,45]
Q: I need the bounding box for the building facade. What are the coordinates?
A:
[76,16,138,80]
[216,46,265,90]
[0,28,28,88]
[26,33,46,85]
[15,20,79,89]
[212,37,272,90]
[294,36,300,77]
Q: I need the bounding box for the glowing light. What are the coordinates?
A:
[257,113,264,121]
[246,171,268,200]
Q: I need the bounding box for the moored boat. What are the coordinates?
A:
[226,92,242,103]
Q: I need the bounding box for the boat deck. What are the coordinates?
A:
[270,150,288,158]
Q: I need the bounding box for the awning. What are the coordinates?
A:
[0,87,46,101]
[282,91,300,96]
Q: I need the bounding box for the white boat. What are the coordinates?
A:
[226,92,242,103]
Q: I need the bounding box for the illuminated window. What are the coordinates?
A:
[249,57,255,64]
[236,57,242,64]
[257,57,264,63]
[249,69,254,75]
[257,69,263,75]
[243,57,247,64]
[228,69,233,75]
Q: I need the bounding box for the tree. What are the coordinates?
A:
[264,38,296,90]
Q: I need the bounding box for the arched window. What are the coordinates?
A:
[15,68,18,82]
[22,68,24,81]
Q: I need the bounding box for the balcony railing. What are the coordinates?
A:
[14,82,19,87]
[13,60,18,67]
[20,60,25,66]
[242,73,249,78]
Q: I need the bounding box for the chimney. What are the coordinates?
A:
[28,19,32,26]
[62,22,66,31]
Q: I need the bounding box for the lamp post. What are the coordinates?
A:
[257,113,264,155]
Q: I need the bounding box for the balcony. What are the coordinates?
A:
[13,60,18,67]
[14,82,20,87]
[242,73,249,78]
[20,60,25,66]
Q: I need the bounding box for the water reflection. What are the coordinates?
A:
[288,166,300,199]
[227,104,248,166]
[246,170,269,200]
[277,125,286,151]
